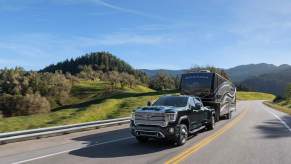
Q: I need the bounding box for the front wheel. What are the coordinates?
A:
[206,115,215,130]
[176,124,188,146]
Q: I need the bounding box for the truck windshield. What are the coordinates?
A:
[153,96,188,107]
[181,73,213,94]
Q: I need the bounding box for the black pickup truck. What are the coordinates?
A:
[130,95,215,146]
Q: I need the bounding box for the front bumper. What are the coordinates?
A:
[130,120,179,140]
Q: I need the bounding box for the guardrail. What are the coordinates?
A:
[0,117,131,145]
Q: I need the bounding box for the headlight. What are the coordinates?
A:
[165,113,177,122]
[131,112,135,120]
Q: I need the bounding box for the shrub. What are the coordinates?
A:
[149,72,176,91]
[0,94,51,117]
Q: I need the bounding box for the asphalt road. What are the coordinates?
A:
[0,101,291,164]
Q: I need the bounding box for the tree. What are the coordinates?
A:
[105,71,121,89]
[0,67,28,95]
[0,94,51,117]
[236,84,250,91]
[77,65,101,80]
[149,72,175,91]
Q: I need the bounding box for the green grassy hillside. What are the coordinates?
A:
[0,80,172,132]
[237,91,275,101]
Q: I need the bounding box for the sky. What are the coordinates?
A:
[0,0,291,70]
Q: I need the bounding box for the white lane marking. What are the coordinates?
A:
[264,109,291,132]
[12,137,134,164]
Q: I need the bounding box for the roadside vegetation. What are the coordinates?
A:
[264,83,291,115]
[0,52,181,132]
[0,80,176,132]
[237,91,275,101]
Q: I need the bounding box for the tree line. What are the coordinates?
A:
[41,52,149,84]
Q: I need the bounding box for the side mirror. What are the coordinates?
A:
[147,101,152,106]
[195,103,202,110]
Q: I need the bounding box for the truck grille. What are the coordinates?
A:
[134,112,166,127]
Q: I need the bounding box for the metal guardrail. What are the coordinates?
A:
[0,117,131,145]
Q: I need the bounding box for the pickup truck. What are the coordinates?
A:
[130,95,215,146]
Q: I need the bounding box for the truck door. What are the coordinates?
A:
[193,98,206,127]
[188,98,202,130]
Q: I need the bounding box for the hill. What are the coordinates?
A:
[240,68,291,96]
[41,52,145,77]
[225,63,278,83]
[226,63,291,83]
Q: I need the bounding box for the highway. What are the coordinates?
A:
[0,101,291,164]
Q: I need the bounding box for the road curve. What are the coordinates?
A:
[0,101,291,164]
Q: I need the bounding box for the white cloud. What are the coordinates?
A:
[96,33,172,45]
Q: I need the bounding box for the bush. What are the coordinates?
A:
[0,94,51,117]
[149,72,176,91]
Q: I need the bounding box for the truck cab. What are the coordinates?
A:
[130,95,215,146]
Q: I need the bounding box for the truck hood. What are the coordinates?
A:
[135,106,185,113]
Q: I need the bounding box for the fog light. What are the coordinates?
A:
[169,127,175,134]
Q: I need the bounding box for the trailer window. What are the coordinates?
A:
[181,74,213,93]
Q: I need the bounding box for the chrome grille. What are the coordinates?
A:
[134,112,166,127]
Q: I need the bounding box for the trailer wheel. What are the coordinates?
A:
[215,110,220,122]
[226,111,232,119]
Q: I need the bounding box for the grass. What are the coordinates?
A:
[237,91,276,101]
[0,80,173,133]
[264,100,291,115]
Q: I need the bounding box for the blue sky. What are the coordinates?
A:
[0,0,291,70]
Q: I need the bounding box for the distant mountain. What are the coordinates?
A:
[141,63,291,97]
[241,67,291,96]
[140,69,186,77]
[225,63,278,83]
[226,63,291,83]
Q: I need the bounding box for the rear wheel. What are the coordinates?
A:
[214,104,221,122]
[136,136,149,143]
[206,115,215,130]
[226,111,232,119]
[176,124,188,146]
[215,110,220,121]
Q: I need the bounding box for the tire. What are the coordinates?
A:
[136,136,149,143]
[215,105,220,122]
[206,115,215,130]
[226,111,232,120]
[176,124,188,146]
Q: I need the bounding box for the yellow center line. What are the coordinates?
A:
[165,108,249,164]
